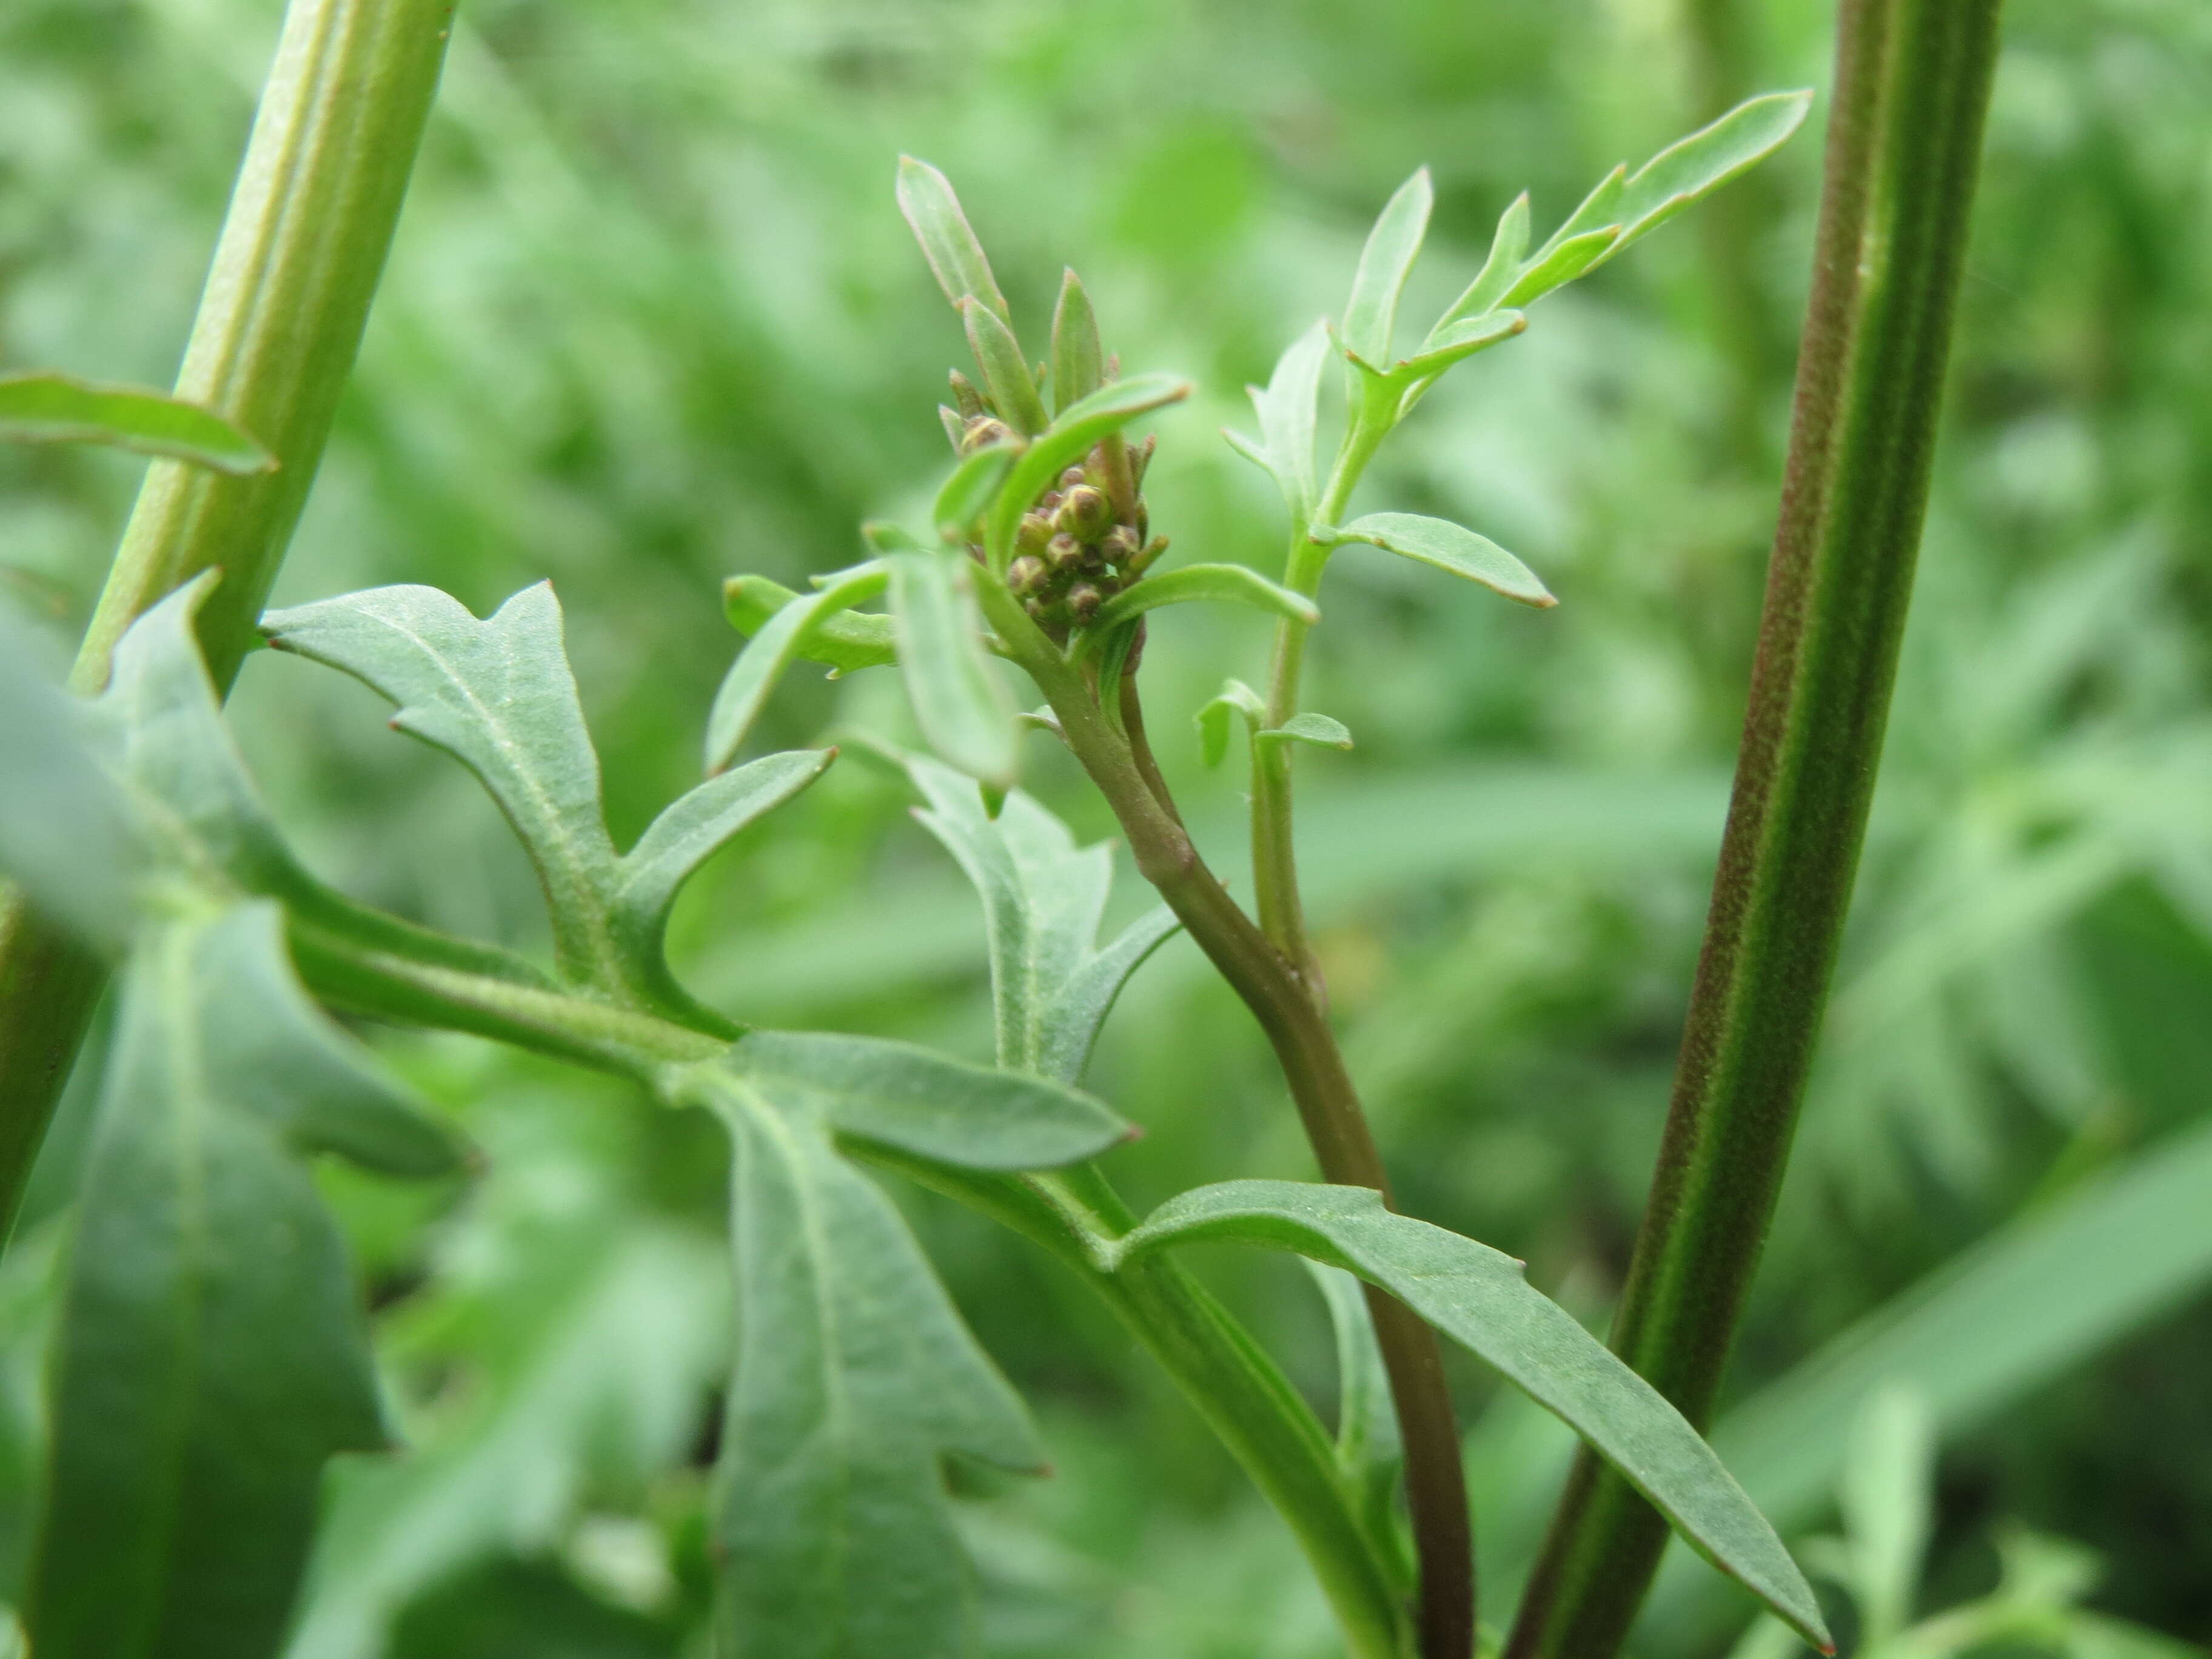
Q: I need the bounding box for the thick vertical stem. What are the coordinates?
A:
[0,0,455,1240]
[1504,3,2003,1655]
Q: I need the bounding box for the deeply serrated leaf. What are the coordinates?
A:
[1087,563,1319,641]
[904,752,1178,1084]
[0,370,275,474]
[1342,169,1432,369]
[1329,512,1557,608]
[1248,320,1331,525]
[28,903,453,1659]
[985,375,1190,568]
[723,574,899,675]
[1101,1181,1831,1652]
[263,584,631,990]
[889,551,1018,788]
[671,1059,1049,1659]
[1050,270,1104,417]
[897,156,1011,323]
[706,565,890,774]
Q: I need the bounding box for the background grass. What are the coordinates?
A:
[2,0,2210,1653]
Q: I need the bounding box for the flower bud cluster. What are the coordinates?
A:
[946,384,1165,640]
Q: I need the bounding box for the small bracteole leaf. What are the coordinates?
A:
[1394,309,1527,379]
[1341,169,1433,370]
[723,575,898,675]
[1605,90,1814,261]
[888,551,1019,789]
[900,751,1178,1084]
[896,156,1011,323]
[705,565,889,774]
[1327,511,1556,608]
[986,374,1190,569]
[1097,1181,1833,1654]
[1261,711,1354,751]
[1222,427,1270,472]
[1500,226,1622,309]
[1248,320,1332,525]
[1050,269,1104,417]
[1430,192,1533,341]
[28,902,453,1659]
[933,438,1023,543]
[1084,563,1319,645]
[0,370,275,474]
[1196,678,1268,769]
[961,297,1050,437]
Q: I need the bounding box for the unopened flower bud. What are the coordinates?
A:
[1023,595,1049,620]
[1059,466,1088,491]
[960,416,1014,455]
[1007,555,1048,596]
[1055,484,1112,540]
[1016,511,1053,553]
[1100,524,1141,565]
[1067,583,1102,625]
[1046,532,1084,570]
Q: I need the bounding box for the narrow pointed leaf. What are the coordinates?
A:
[1087,563,1319,641]
[888,552,1018,788]
[985,375,1191,566]
[614,749,836,991]
[1329,512,1557,608]
[719,1027,1130,1168]
[262,583,635,990]
[1196,679,1267,769]
[1395,309,1526,379]
[1500,226,1623,309]
[0,370,275,474]
[1050,269,1104,417]
[1310,1260,1401,1475]
[28,903,452,1659]
[1099,1180,1832,1652]
[1222,426,1270,472]
[902,752,1178,1084]
[896,156,1011,323]
[934,438,1023,543]
[1538,163,1627,261]
[1261,712,1355,751]
[723,575,898,674]
[1432,192,1532,340]
[1342,169,1433,368]
[704,565,889,774]
[961,298,1050,437]
[1248,320,1332,524]
[1606,90,1814,260]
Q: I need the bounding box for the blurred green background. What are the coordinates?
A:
[4,0,2210,1654]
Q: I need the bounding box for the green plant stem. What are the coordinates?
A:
[0,0,455,1241]
[284,904,1410,1658]
[1505,4,2004,1656]
[989,576,1474,1659]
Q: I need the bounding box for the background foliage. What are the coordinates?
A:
[2,0,2208,1653]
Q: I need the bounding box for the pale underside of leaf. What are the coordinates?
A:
[0,369,276,474]
[889,551,1019,789]
[1101,1181,1832,1651]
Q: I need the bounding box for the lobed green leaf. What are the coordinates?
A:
[0,369,275,474]
[1394,309,1527,381]
[1098,1180,1832,1652]
[902,751,1178,1084]
[1606,90,1813,260]
[723,574,899,675]
[1327,512,1556,608]
[1499,226,1623,309]
[1431,192,1532,340]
